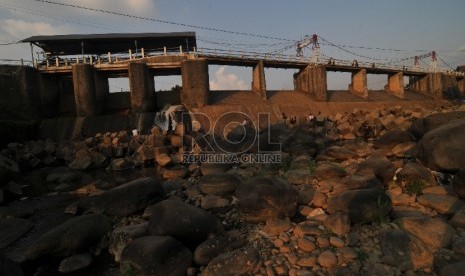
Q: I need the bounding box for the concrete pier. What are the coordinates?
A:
[387,72,404,98]
[458,78,465,96]
[129,62,155,113]
[252,60,267,100]
[295,65,327,101]
[350,69,368,99]
[181,59,209,108]
[72,64,105,116]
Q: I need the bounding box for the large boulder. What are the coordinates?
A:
[409,111,465,140]
[380,229,433,271]
[198,172,242,196]
[314,162,347,181]
[397,216,456,249]
[236,176,298,223]
[0,255,24,276]
[201,246,261,276]
[147,199,222,248]
[73,177,164,217]
[0,218,33,248]
[453,169,465,200]
[397,162,436,187]
[194,236,246,265]
[25,214,111,260]
[412,118,465,172]
[439,261,465,276]
[327,189,392,224]
[120,236,192,276]
[355,156,396,186]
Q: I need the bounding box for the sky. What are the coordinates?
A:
[1,0,464,91]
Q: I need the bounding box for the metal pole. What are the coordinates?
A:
[29,43,34,66]
[81,41,84,59]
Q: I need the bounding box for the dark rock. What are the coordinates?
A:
[397,216,456,249]
[0,255,24,276]
[0,154,19,181]
[397,162,436,187]
[319,146,359,161]
[147,199,222,248]
[452,236,465,254]
[194,236,246,265]
[120,236,192,276]
[46,167,82,184]
[380,229,433,271]
[0,204,33,219]
[200,163,232,175]
[74,177,164,217]
[236,176,298,223]
[453,169,465,200]
[412,118,465,172]
[327,189,392,224]
[298,186,316,205]
[26,214,111,260]
[314,162,347,181]
[390,206,425,219]
[198,172,242,196]
[409,111,465,140]
[439,261,465,276]
[450,207,465,229]
[109,222,148,262]
[200,195,230,210]
[355,156,395,186]
[58,253,93,274]
[374,130,414,149]
[345,173,383,190]
[202,246,261,276]
[0,218,33,248]
[162,179,188,193]
[284,169,314,185]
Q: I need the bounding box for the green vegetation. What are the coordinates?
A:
[405,179,426,196]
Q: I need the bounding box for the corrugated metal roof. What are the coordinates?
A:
[22,32,196,56]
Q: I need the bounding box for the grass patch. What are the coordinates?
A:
[405,179,427,196]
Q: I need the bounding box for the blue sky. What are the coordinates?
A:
[1,0,464,90]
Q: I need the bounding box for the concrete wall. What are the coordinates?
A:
[252,60,267,100]
[294,65,327,101]
[181,59,209,108]
[0,65,41,120]
[129,62,156,113]
[72,64,108,116]
[458,78,465,97]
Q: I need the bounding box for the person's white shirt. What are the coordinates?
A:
[132,129,139,136]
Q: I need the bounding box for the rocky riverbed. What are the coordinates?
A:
[2,104,465,276]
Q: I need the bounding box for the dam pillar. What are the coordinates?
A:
[387,72,404,98]
[252,60,267,100]
[181,59,209,108]
[72,64,102,116]
[297,65,327,101]
[350,69,368,99]
[458,78,465,96]
[129,62,156,113]
[427,72,443,98]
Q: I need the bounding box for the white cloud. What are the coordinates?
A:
[210,66,248,90]
[78,0,157,17]
[2,19,75,39]
[458,45,465,51]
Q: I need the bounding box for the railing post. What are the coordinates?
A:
[179,45,183,55]
[193,47,196,54]
[90,55,93,64]
[34,58,38,68]
[76,57,79,64]
[129,49,132,60]
[46,58,49,67]
[108,52,112,63]
[20,59,24,66]
[164,46,167,55]
[55,57,59,67]
[65,59,68,66]
[97,57,101,65]
[141,48,145,58]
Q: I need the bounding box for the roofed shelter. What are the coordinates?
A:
[21,32,197,57]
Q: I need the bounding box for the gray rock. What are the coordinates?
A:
[236,176,298,223]
[58,253,93,274]
[397,216,456,249]
[327,189,392,224]
[450,207,465,229]
[198,172,242,196]
[194,236,246,265]
[412,118,465,172]
[355,156,395,186]
[109,222,148,262]
[200,195,230,210]
[147,198,222,248]
[380,229,433,271]
[409,111,465,140]
[0,218,33,248]
[162,165,189,179]
[202,246,261,276]
[46,167,82,184]
[74,177,164,217]
[120,236,192,276]
[452,236,465,254]
[25,214,111,260]
[439,261,465,276]
[345,173,383,190]
[453,169,465,200]
[390,206,425,219]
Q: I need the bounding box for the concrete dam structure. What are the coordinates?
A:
[1,32,464,133]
